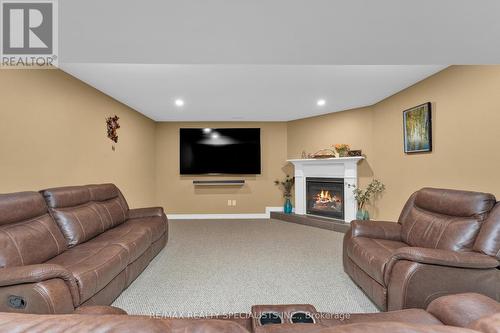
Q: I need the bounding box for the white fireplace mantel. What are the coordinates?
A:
[288,157,364,223]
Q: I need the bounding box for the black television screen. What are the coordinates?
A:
[180,128,261,174]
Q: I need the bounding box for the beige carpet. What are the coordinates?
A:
[113,219,378,315]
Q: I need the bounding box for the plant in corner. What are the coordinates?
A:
[274,175,295,214]
[352,179,385,220]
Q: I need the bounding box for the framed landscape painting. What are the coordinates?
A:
[403,102,432,153]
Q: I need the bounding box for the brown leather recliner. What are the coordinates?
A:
[343,187,500,311]
[0,184,168,314]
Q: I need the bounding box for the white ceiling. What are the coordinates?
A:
[60,64,446,121]
[59,0,500,64]
[57,0,499,121]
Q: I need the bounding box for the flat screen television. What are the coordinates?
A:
[180,128,261,174]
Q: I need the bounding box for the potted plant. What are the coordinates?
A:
[352,179,385,220]
[333,144,350,157]
[274,175,295,214]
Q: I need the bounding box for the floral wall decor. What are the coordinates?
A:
[106,115,120,151]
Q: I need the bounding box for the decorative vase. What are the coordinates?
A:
[284,198,293,214]
[356,208,369,220]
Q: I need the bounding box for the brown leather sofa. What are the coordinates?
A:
[343,187,500,311]
[0,184,168,314]
[0,293,498,333]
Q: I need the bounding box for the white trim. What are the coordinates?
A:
[266,206,284,215]
[287,157,364,163]
[167,206,283,220]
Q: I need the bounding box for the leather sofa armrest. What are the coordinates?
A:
[74,305,128,315]
[128,207,165,219]
[316,322,476,333]
[351,220,402,241]
[0,264,80,306]
[426,293,500,328]
[388,247,499,269]
[163,318,250,333]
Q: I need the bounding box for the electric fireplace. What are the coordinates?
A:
[306,177,344,220]
[288,156,363,222]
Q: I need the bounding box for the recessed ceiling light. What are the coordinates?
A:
[175,99,184,107]
[203,128,212,133]
[317,99,326,106]
[211,132,220,139]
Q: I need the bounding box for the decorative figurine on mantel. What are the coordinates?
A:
[302,144,359,159]
[352,179,385,220]
[307,148,336,159]
[274,175,295,214]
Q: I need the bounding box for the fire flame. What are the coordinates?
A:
[318,190,332,201]
[314,190,340,204]
[312,189,342,211]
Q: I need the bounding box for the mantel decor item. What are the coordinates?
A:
[274,175,295,214]
[106,115,120,151]
[308,149,336,159]
[302,144,358,159]
[403,102,432,153]
[352,179,385,220]
[333,144,350,157]
[348,150,362,157]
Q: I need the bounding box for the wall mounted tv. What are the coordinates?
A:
[180,128,261,175]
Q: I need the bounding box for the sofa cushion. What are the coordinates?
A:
[346,237,407,285]
[0,192,67,267]
[127,216,167,243]
[427,293,500,328]
[47,219,157,303]
[401,208,482,251]
[468,313,500,333]
[474,203,500,259]
[338,309,442,326]
[49,203,108,248]
[92,222,152,263]
[0,191,48,226]
[48,243,128,304]
[399,188,496,251]
[42,184,129,247]
[413,188,495,219]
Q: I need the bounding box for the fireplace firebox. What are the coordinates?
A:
[306,177,344,220]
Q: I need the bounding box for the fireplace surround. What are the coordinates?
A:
[288,157,364,223]
[306,177,345,219]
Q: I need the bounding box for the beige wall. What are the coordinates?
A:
[155,122,288,214]
[0,69,157,207]
[287,66,500,220]
[371,66,500,220]
[287,106,375,191]
[3,66,499,218]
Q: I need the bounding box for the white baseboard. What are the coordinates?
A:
[167,206,283,220]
